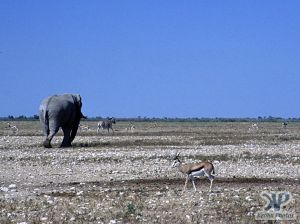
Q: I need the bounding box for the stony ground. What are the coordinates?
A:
[0,121,299,223]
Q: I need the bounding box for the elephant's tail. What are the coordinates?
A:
[44,110,50,136]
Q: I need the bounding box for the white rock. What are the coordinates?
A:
[76,191,84,196]
[245,196,252,201]
[8,184,16,189]
[0,187,9,192]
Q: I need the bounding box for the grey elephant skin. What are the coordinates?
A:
[39,94,83,148]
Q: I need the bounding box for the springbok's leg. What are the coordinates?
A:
[204,171,213,192]
[192,179,197,192]
[183,175,189,191]
[209,179,213,192]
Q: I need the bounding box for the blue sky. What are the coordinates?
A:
[1,1,299,118]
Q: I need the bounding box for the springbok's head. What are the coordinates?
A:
[172,152,181,167]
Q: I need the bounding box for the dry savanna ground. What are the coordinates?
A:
[0,120,299,223]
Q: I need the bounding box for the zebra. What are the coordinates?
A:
[125,122,135,132]
[97,118,116,133]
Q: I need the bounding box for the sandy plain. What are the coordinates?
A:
[0,121,299,223]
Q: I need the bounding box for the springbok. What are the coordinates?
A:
[7,122,18,132]
[79,124,90,131]
[251,123,258,130]
[172,152,215,192]
[97,118,116,133]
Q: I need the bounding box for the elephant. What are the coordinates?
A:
[39,93,84,148]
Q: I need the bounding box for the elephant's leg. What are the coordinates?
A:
[41,122,49,137]
[40,116,51,148]
[61,127,72,147]
[43,120,60,148]
[43,138,52,148]
[39,111,49,136]
[44,128,59,148]
[42,126,51,148]
[70,124,79,144]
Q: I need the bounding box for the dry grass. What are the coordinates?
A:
[0,121,299,223]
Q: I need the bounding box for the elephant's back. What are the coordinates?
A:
[40,94,76,120]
